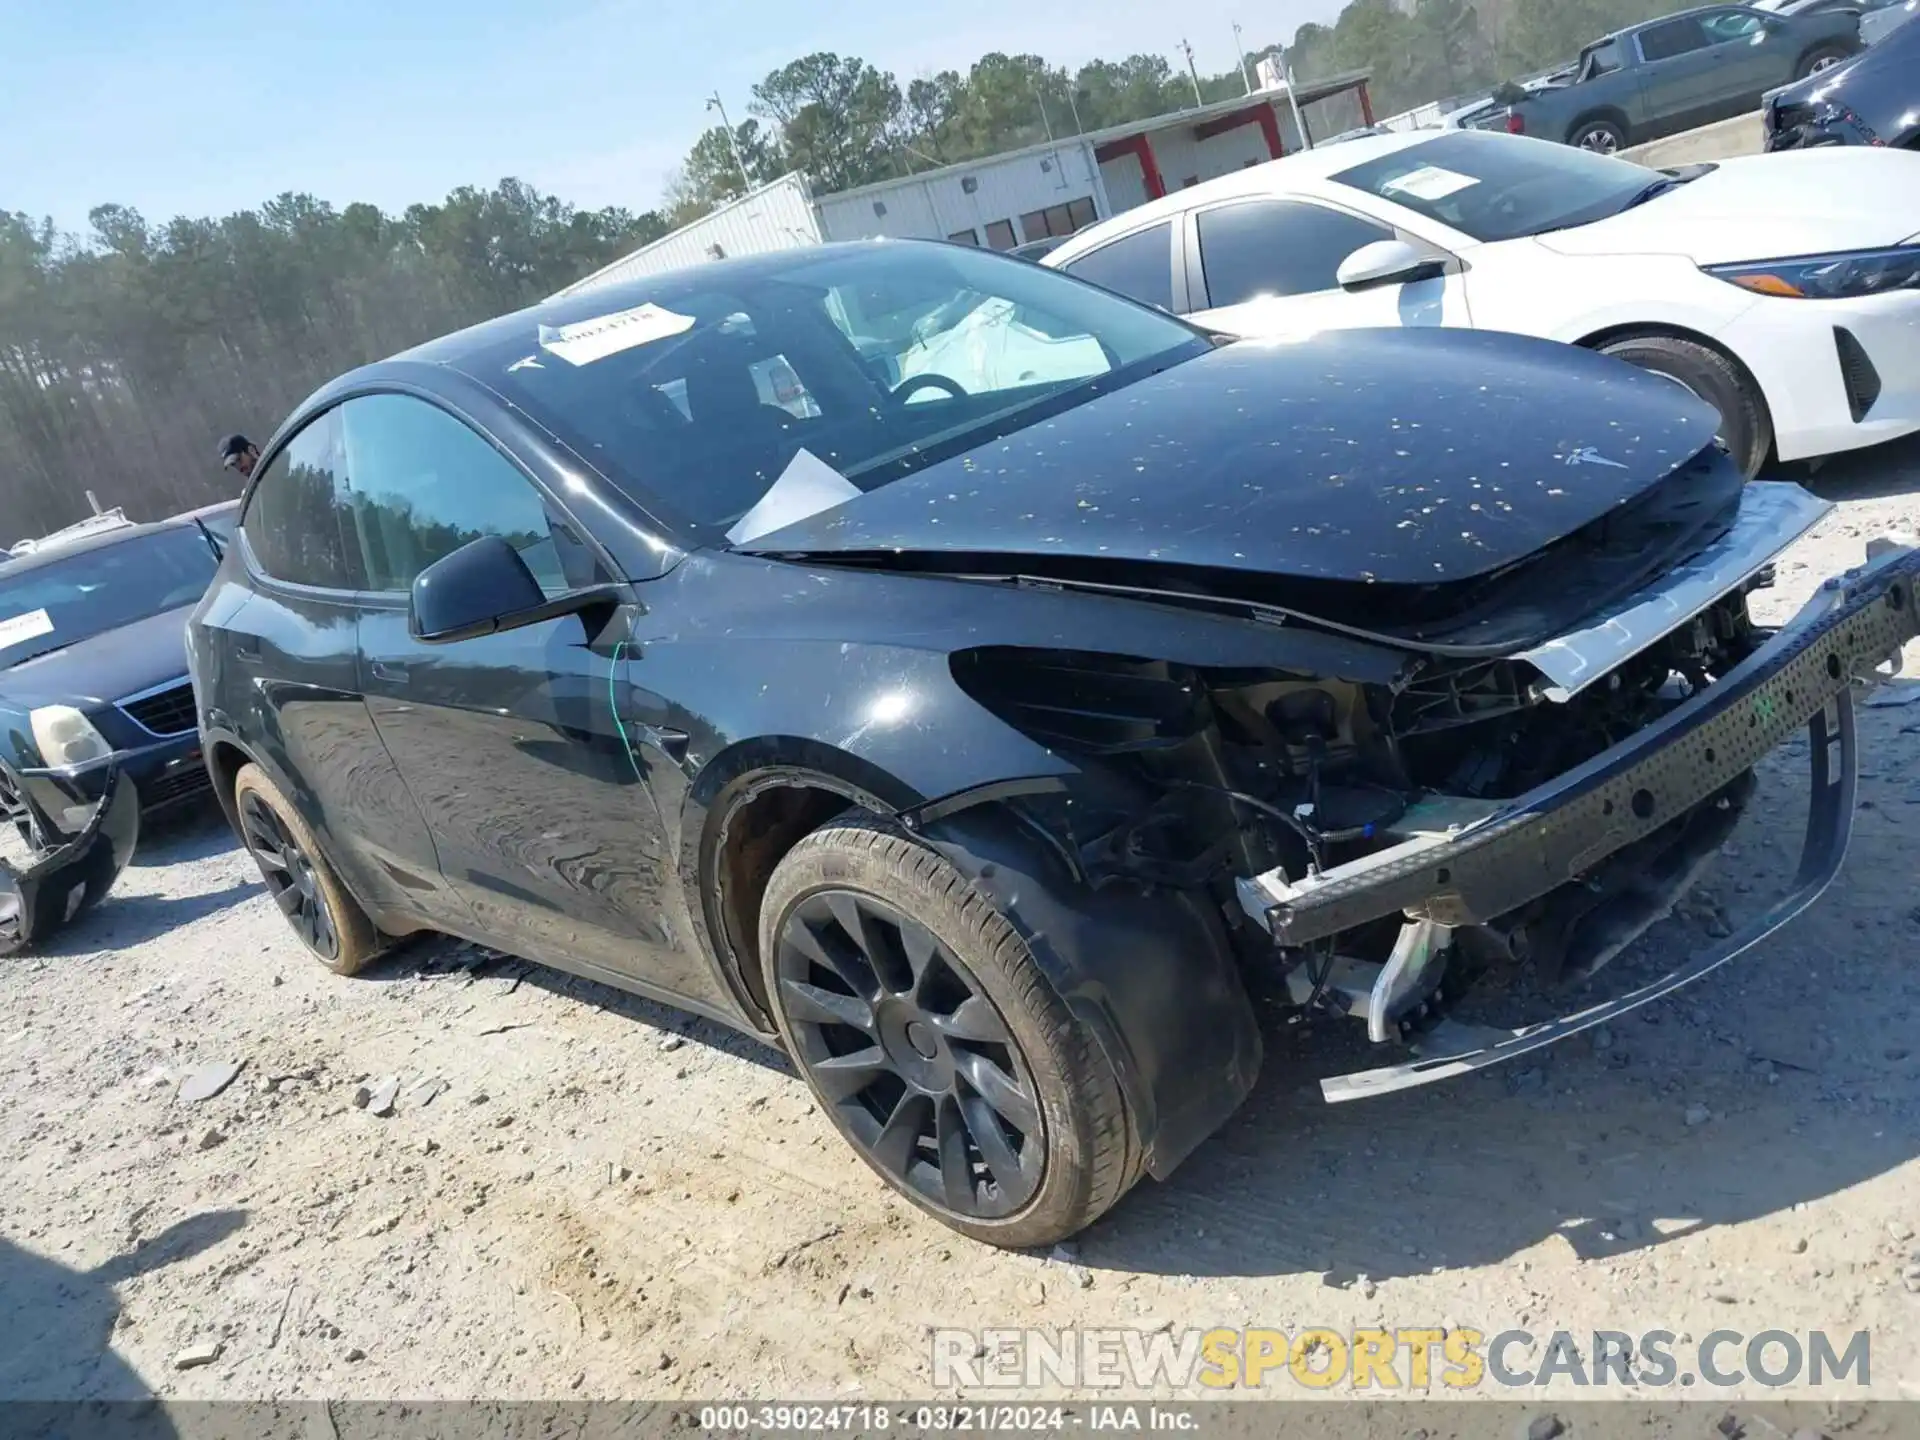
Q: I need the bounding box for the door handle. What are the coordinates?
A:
[234,638,261,662]
[370,660,410,684]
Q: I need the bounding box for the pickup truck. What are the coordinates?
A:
[1468,3,1861,151]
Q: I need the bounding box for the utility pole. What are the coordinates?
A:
[1232,24,1253,96]
[1276,44,1311,150]
[1178,39,1205,109]
[705,92,753,194]
[1030,74,1057,142]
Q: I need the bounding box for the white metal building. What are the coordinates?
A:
[560,71,1374,295]
[557,174,824,296]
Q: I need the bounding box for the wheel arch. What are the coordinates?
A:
[689,739,925,1030]
[1572,321,1778,465]
[686,742,1263,1180]
[201,726,402,933]
[1565,106,1631,145]
[203,733,253,833]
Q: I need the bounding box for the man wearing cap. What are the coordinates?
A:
[217,434,260,482]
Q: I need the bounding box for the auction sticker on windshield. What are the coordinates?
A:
[1381,165,1480,202]
[0,609,55,650]
[537,302,696,366]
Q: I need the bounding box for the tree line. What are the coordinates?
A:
[3,0,1673,540]
[0,185,666,542]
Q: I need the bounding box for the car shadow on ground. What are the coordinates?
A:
[0,1210,247,1403]
[358,933,796,1079]
[25,879,266,960]
[130,800,238,868]
[1086,987,1919,1284]
[1801,430,1920,503]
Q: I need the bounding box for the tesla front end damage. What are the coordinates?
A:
[209,244,1919,1245]
[740,329,1919,1111]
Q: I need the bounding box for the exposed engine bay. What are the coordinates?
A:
[950,576,1766,1038]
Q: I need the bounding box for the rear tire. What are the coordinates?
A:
[1568,116,1627,153]
[1598,334,1772,478]
[758,813,1141,1248]
[1797,45,1850,78]
[232,763,382,975]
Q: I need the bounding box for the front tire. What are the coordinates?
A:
[1568,116,1627,153]
[1598,334,1772,478]
[758,814,1140,1248]
[232,763,382,975]
[1797,45,1850,78]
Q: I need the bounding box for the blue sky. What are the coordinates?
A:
[0,0,1339,237]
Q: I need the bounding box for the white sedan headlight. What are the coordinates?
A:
[1705,246,1920,299]
[29,705,113,768]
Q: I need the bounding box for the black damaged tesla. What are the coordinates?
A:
[188,241,1919,1246]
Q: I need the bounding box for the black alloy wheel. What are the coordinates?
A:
[774,889,1044,1220]
[239,788,338,961]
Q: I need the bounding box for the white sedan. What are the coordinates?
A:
[1043,129,1920,475]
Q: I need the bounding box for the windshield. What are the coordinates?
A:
[1332,131,1659,242]
[473,242,1209,544]
[0,528,219,668]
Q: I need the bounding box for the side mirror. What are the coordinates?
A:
[1337,239,1449,292]
[409,536,620,644]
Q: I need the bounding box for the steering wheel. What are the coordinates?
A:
[890,373,969,405]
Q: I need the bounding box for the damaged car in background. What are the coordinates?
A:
[189,241,1920,1247]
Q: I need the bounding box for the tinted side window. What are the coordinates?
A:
[340,395,588,596]
[1197,200,1394,305]
[1063,223,1174,311]
[1638,17,1711,59]
[241,411,354,589]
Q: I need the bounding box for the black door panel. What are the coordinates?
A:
[356,604,716,1003]
[337,393,711,1007]
[220,586,449,926]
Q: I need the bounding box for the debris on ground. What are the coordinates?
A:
[172,1341,223,1371]
[177,1060,244,1104]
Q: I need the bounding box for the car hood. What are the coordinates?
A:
[734,327,1719,588]
[0,604,194,710]
[1535,150,1920,263]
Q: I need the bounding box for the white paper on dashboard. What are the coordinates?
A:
[536,302,696,366]
[0,608,55,649]
[726,449,862,546]
[1380,164,1480,201]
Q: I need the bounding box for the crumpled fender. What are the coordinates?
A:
[920,803,1262,1182]
[0,761,139,957]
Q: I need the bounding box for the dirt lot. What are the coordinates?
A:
[3,440,1918,1406]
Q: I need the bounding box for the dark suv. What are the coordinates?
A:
[186,241,1919,1247]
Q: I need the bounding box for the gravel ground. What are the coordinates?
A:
[3,437,1918,1406]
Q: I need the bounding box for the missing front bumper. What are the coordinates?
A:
[0,761,141,957]
[1235,539,1920,1102]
